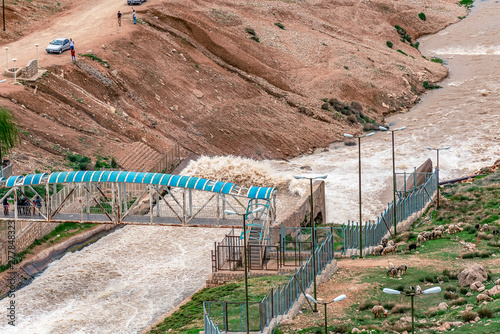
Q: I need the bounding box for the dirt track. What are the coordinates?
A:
[1,0,150,70]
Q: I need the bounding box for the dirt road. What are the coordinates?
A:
[1,0,151,72]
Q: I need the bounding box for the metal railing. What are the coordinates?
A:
[148,142,181,174]
[1,162,13,179]
[343,170,437,253]
[205,232,336,332]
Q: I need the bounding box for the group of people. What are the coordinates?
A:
[2,196,43,216]
[117,9,137,26]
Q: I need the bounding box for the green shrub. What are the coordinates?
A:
[358,299,378,311]
[459,287,468,295]
[383,302,395,310]
[397,49,408,56]
[459,0,474,9]
[418,12,426,21]
[245,28,256,36]
[347,114,357,124]
[250,36,260,43]
[321,103,330,110]
[386,41,393,48]
[450,298,467,306]
[478,307,493,319]
[274,22,285,30]
[462,311,478,322]
[445,286,456,292]
[444,291,459,300]
[431,57,444,63]
[392,304,411,314]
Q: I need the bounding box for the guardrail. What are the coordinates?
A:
[204,233,336,332]
[343,170,437,253]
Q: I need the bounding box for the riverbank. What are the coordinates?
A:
[0,223,117,299]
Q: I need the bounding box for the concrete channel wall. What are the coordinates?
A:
[270,180,326,246]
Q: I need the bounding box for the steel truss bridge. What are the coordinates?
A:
[0,171,276,229]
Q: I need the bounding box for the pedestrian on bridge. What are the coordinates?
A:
[2,197,8,216]
[35,196,42,215]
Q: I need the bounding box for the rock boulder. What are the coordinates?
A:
[458,264,487,287]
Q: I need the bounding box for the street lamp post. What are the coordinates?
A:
[224,206,264,334]
[12,58,16,84]
[294,174,328,312]
[35,44,39,65]
[306,294,347,334]
[343,132,375,258]
[383,286,441,334]
[2,0,5,31]
[379,126,406,235]
[425,146,450,209]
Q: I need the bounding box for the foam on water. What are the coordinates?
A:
[0,226,228,334]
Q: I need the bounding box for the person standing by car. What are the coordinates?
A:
[117,11,122,27]
[133,9,137,24]
[71,48,76,62]
[70,38,74,50]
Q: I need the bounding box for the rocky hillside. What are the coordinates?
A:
[0,0,467,174]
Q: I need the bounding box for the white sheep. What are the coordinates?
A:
[372,245,384,256]
[417,234,426,244]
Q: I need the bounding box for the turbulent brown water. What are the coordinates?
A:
[271,0,500,223]
[1,1,499,333]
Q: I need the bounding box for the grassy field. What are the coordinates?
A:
[276,170,500,333]
[148,275,290,334]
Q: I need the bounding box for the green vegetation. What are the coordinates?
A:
[0,107,20,156]
[418,12,426,21]
[0,222,94,273]
[148,275,289,334]
[431,57,444,63]
[274,22,285,30]
[67,152,92,171]
[423,81,442,90]
[245,27,256,36]
[459,0,474,9]
[79,53,110,68]
[276,170,500,333]
[386,40,393,48]
[397,49,408,56]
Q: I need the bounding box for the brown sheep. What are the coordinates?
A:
[387,240,395,247]
[476,293,493,303]
[382,246,395,255]
[417,234,426,244]
[397,264,407,275]
[423,231,433,240]
[387,267,398,278]
[371,305,388,318]
[372,245,384,256]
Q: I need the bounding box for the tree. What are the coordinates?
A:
[0,107,19,165]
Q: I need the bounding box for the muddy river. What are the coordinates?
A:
[1,1,499,333]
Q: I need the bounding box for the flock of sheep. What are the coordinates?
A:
[371,222,497,258]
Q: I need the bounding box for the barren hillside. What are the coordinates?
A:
[0,0,466,174]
